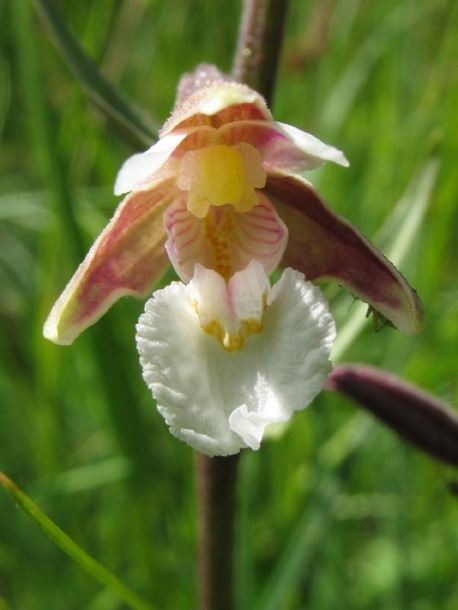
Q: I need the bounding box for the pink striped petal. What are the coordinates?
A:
[164,192,288,282]
[267,173,425,335]
[219,120,348,171]
[44,179,175,345]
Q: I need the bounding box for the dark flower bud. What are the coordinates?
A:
[325,364,458,467]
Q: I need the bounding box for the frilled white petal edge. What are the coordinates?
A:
[136,262,336,456]
[114,131,191,195]
[275,122,349,169]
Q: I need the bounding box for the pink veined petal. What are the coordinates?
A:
[44,178,176,345]
[266,172,425,335]
[164,192,288,282]
[232,193,288,274]
[274,122,349,168]
[219,120,348,172]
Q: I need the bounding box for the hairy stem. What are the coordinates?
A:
[196,453,240,610]
[233,0,291,105]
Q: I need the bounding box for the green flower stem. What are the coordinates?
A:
[233,0,291,105]
[196,453,240,610]
[0,473,155,610]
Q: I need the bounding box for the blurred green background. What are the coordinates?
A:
[1,0,458,608]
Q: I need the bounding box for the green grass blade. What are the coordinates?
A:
[255,476,339,610]
[322,0,437,135]
[0,473,156,610]
[34,0,158,149]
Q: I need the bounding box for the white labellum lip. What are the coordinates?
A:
[136,261,336,456]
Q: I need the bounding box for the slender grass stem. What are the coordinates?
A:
[0,473,155,610]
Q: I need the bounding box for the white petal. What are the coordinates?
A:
[136,263,336,456]
[114,131,190,195]
[198,85,261,116]
[275,122,350,169]
[188,262,270,348]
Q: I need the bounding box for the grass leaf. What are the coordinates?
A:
[0,473,155,610]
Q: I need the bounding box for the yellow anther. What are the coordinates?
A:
[178,142,265,218]
[198,145,244,206]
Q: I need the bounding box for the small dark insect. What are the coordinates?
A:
[366,306,395,332]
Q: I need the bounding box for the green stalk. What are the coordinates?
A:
[195,454,240,610]
[232,0,291,105]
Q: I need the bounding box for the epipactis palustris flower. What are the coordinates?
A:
[43,65,424,455]
[43,65,424,346]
